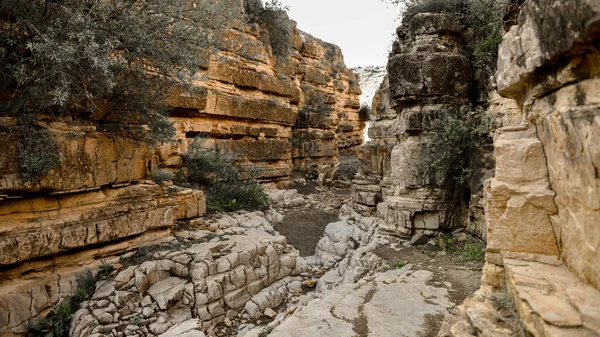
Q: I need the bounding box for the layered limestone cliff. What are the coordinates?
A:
[159,6,363,182]
[440,1,600,336]
[0,2,361,335]
[354,13,478,238]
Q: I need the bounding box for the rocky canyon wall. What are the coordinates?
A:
[354,13,486,238]
[441,1,600,336]
[0,2,361,334]
[159,4,363,182]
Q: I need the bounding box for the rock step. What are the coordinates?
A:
[504,259,600,337]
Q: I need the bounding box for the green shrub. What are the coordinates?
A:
[358,104,372,121]
[432,233,456,252]
[393,0,507,79]
[423,106,492,189]
[246,0,293,58]
[151,169,176,185]
[1,0,236,143]
[460,241,486,262]
[26,271,96,337]
[17,127,61,182]
[180,139,269,213]
[394,262,408,269]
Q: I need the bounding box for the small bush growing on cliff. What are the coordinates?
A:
[358,104,372,121]
[178,139,269,213]
[246,0,293,58]
[16,115,61,182]
[423,106,492,189]
[392,0,507,73]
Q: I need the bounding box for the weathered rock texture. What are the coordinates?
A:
[354,13,478,238]
[0,2,360,334]
[70,215,307,337]
[159,5,363,182]
[443,1,600,336]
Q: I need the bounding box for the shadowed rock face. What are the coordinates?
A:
[441,1,600,336]
[353,13,474,238]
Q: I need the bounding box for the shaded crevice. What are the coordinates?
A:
[533,123,562,256]
[352,287,376,337]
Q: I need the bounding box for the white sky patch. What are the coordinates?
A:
[279,0,401,67]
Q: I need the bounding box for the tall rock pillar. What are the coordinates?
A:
[375,13,473,238]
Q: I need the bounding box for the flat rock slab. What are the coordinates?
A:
[268,267,453,337]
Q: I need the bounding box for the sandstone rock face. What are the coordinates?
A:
[69,216,307,337]
[444,1,600,335]
[0,183,204,266]
[159,11,363,182]
[491,0,600,289]
[0,4,359,333]
[0,119,150,196]
[354,13,474,238]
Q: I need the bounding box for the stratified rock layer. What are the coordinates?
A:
[443,1,600,336]
[0,2,360,334]
[158,6,363,182]
[354,13,473,238]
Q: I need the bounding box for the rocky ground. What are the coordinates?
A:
[69,181,483,337]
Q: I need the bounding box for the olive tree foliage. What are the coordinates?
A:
[245,0,293,58]
[0,0,236,143]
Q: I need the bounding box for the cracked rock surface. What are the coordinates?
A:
[269,268,453,337]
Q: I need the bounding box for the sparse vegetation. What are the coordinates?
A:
[395,262,408,269]
[432,233,456,252]
[151,169,176,185]
[358,104,372,122]
[98,260,115,279]
[246,0,293,58]
[17,124,61,182]
[26,271,96,337]
[178,139,269,213]
[489,290,529,336]
[460,241,486,262]
[392,0,507,61]
[423,106,492,189]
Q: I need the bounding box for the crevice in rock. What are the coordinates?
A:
[534,122,562,256]
[352,286,376,337]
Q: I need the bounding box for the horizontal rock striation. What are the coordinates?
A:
[354,13,475,238]
[0,1,360,334]
[158,8,363,183]
[442,1,600,336]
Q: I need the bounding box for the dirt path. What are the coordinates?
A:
[274,209,339,256]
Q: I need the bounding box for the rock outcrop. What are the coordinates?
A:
[70,213,307,337]
[442,1,600,336]
[0,2,361,334]
[159,5,363,182]
[354,13,475,238]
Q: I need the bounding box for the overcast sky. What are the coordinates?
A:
[279,0,401,67]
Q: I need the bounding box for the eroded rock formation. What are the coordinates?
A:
[441,1,600,336]
[354,13,475,238]
[159,6,363,182]
[0,2,361,334]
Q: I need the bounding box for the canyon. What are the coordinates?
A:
[1,0,599,337]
